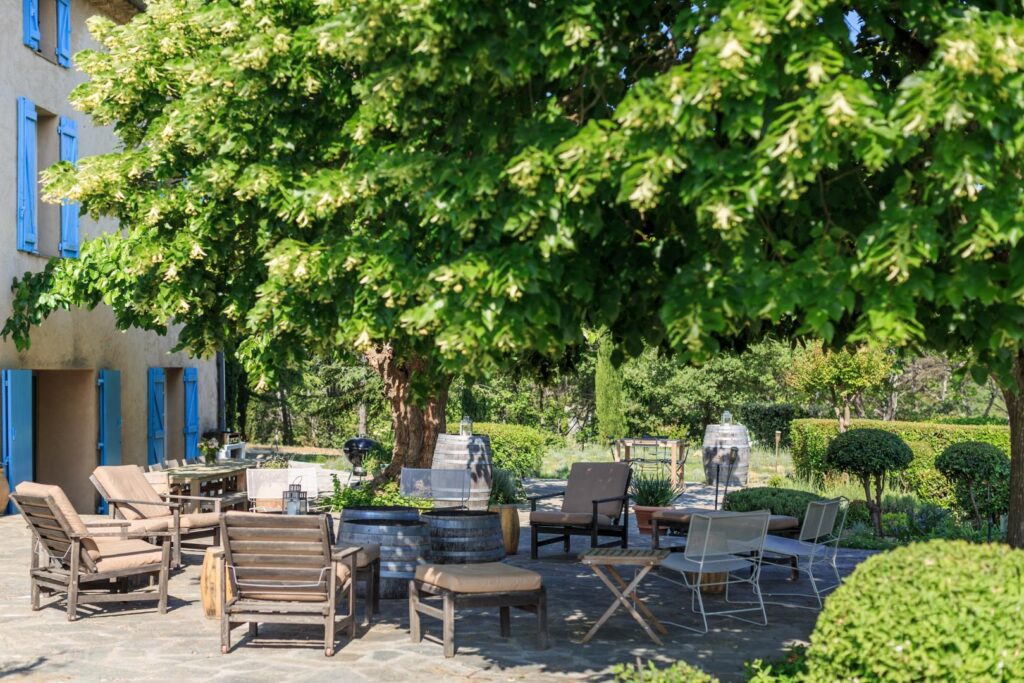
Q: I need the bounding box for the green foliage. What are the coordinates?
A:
[257,454,290,470]
[596,338,627,442]
[328,478,430,512]
[804,541,1024,682]
[629,472,681,507]
[935,442,1011,527]
[488,468,525,506]
[745,646,808,683]
[787,346,893,430]
[612,660,718,683]
[738,402,802,446]
[845,500,871,527]
[723,487,825,524]
[473,422,554,478]
[826,429,913,478]
[934,415,1009,426]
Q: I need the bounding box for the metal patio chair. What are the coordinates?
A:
[761,498,847,609]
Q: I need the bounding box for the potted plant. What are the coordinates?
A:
[630,472,681,535]
[488,468,524,554]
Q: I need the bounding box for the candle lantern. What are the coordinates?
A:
[460,415,473,436]
[721,410,733,426]
[283,482,308,516]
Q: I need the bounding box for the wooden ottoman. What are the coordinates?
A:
[409,563,548,657]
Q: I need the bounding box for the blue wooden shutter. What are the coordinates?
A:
[58,117,79,258]
[23,0,40,50]
[3,370,34,514]
[147,368,166,465]
[56,0,71,67]
[183,368,200,461]
[97,370,122,513]
[17,97,38,254]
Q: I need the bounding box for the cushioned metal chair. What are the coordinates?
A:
[91,465,222,567]
[11,482,172,621]
[761,498,847,609]
[658,510,770,634]
[528,462,632,558]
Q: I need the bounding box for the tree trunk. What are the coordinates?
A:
[1002,352,1024,549]
[366,344,451,482]
[278,389,295,445]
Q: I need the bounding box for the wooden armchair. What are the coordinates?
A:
[11,482,172,621]
[220,512,359,656]
[529,462,632,558]
[91,465,222,567]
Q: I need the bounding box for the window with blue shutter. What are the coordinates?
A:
[17,97,38,254]
[58,117,79,257]
[183,368,200,461]
[3,370,34,514]
[147,368,166,466]
[97,369,122,513]
[23,0,40,50]
[56,0,70,68]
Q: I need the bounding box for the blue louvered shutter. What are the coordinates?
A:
[3,370,34,514]
[183,368,200,461]
[147,368,166,465]
[58,117,79,258]
[23,0,40,50]
[17,97,38,254]
[56,0,71,67]
[97,370,122,513]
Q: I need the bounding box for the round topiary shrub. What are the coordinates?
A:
[723,487,825,524]
[805,540,1024,682]
[935,441,1010,529]
[826,428,913,535]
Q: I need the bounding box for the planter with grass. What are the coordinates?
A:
[630,472,680,535]
[488,468,525,554]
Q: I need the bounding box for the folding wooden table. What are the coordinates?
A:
[579,547,670,645]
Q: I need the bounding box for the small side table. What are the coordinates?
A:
[580,547,670,645]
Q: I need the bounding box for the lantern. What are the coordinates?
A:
[282,482,308,516]
[460,415,473,436]
[721,410,733,425]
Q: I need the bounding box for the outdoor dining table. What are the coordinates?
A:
[164,462,249,513]
[579,547,670,646]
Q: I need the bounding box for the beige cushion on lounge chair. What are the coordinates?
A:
[92,466,170,519]
[93,538,164,572]
[529,511,614,527]
[179,512,221,530]
[652,508,799,533]
[561,462,630,519]
[15,482,100,560]
[128,517,173,533]
[356,544,379,568]
[415,563,542,593]
[768,515,799,532]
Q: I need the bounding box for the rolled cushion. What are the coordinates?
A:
[93,538,163,572]
[179,511,221,530]
[415,562,542,593]
[562,462,630,518]
[128,517,173,533]
[768,515,800,532]
[15,482,100,561]
[530,510,614,527]
[92,465,170,520]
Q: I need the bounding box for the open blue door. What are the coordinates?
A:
[97,370,122,513]
[147,368,165,466]
[3,370,33,514]
[183,368,199,461]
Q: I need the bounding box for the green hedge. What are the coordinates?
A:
[738,402,802,447]
[805,540,1024,681]
[722,487,825,524]
[613,660,718,683]
[790,419,1010,508]
[473,422,554,478]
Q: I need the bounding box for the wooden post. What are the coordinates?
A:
[669,441,680,488]
[774,431,782,474]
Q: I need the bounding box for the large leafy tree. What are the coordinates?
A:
[8,0,1024,545]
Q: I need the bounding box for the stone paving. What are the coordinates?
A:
[0,483,873,682]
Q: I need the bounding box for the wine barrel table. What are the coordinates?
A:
[339,518,429,598]
[702,423,751,487]
[341,505,420,523]
[422,510,505,564]
[199,546,234,619]
[431,434,493,510]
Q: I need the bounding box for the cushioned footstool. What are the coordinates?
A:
[409,563,548,657]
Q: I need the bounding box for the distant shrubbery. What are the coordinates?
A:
[723,487,825,524]
[738,402,802,446]
[473,422,561,478]
[328,478,431,511]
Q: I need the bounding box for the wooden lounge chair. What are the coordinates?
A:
[409,563,548,658]
[11,482,172,621]
[91,465,222,567]
[219,512,359,656]
[529,462,632,558]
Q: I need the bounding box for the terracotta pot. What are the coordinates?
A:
[633,505,671,535]
[489,504,521,555]
[0,467,9,514]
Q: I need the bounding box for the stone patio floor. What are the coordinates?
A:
[0,482,872,682]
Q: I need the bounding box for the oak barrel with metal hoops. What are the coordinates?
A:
[337,518,429,598]
[340,505,420,523]
[702,424,751,487]
[430,434,493,510]
[421,509,505,564]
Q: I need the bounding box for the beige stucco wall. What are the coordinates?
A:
[35,370,99,511]
[0,2,218,483]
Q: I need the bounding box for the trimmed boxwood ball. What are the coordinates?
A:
[935,441,1010,528]
[826,428,912,536]
[805,540,1024,682]
[723,487,825,524]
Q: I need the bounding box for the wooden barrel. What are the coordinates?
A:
[431,434,493,510]
[421,510,505,564]
[340,505,420,524]
[339,519,429,598]
[702,424,750,487]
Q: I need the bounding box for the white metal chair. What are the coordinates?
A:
[761,498,847,609]
[657,510,770,634]
[400,468,471,508]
